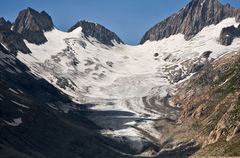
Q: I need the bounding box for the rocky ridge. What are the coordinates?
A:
[12,7,54,45]
[68,20,124,46]
[0,8,124,55]
[140,0,240,44]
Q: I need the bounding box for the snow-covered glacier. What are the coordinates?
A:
[16,18,240,152]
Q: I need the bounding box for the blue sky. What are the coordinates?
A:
[1,0,240,45]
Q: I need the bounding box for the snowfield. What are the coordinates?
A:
[17,18,240,150]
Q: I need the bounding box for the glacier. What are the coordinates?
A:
[16,18,240,152]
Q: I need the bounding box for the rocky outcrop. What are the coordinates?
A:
[56,77,76,91]
[202,51,212,59]
[68,20,124,46]
[140,0,240,44]
[0,17,31,54]
[12,7,54,45]
[219,24,240,45]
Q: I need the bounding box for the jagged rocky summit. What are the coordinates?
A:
[68,20,124,46]
[0,17,30,54]
[140,0,240,44]
[0,7,124,55]
[0,7,54,54]
[12,7,54,45]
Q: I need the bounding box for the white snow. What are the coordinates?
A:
[0,43,9,51]
[16,18,240,146]
[11,100,30,109]
[4,118,22,127]
[9,88,19,94]
[201,0,206,6]
[102,128,141,137]
[17,89,24,94]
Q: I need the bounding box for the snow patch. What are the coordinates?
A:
[11,100,30,109]
[4,118,22,127]
[9,88,19,94]
[0,43,9,51]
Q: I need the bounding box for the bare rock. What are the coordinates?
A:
[202,51,212,59]
[12,7,54,45]
[68,20,124,46]
[0,17,31,54]
[140,0,240,44]
[106,61,114,67]
[191,63,204,73]
[219,25,240,46]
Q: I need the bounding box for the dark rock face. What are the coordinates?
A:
[140,0,240,44]
[219,24,240,45]
[12,7,54,45]
[68,21,124,46]
[0,17,11,30]
[0,17,31,54]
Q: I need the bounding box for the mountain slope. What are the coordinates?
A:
[162,51,240,156]
[140,0,240,44]
[1,0,240,157]
[0,41,137,158]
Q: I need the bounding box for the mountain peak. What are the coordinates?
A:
[0,16,31,54]
[140,0,240,44]
[0,17,6,23]
[0,17,11,30]
[12,7,54,45]
[68,20,124,46]
[184,0,221,10]
[24,7,36,13]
